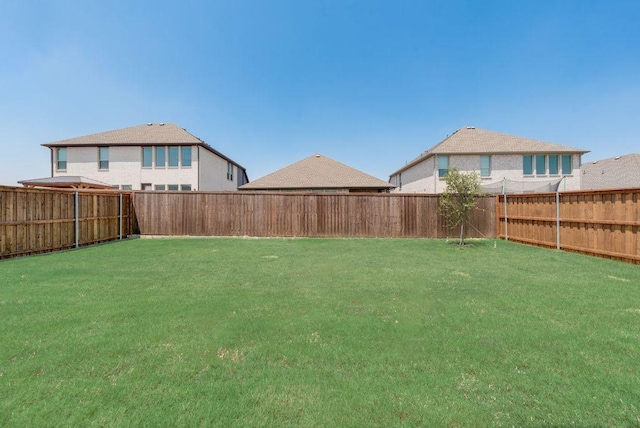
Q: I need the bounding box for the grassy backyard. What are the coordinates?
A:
[1,237,639,426]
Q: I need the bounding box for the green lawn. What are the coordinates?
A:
[1,238,639,426]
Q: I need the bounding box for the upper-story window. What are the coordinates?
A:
[99,147,109,170]
[156,147,166,168]
[56,147,67,170]
[438,155,449,177]
[227,162,234,181]
[535,155,546,175]
[561,155,572,175]
[480,155,491,177]
[142,147,152,168]
[523,155,533,175]
[548,155,559,175]
[168,146,179,167]
[181,147,192,167]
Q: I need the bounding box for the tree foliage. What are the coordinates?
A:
[439,168,483,245]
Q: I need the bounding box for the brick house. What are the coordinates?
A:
[389,127,589,194]
[35,123,248,191]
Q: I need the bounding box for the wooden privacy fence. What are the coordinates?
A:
[497,188,640,264]
[0,186,134,259]
[133,192,496,239]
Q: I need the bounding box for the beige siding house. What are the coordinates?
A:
[390,127,589,194]
[581,154,640,190]
[239,153,394,193]
[36,123,248,191]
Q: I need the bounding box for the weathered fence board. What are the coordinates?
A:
[132,192,496,239]
[497,188,640,264]
[0,186,134,259]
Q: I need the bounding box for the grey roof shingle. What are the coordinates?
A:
[392,127,589,175]
[239,153,394,190]
[43,123,202,146]
[41,123,247,173]
[581,153,640,190]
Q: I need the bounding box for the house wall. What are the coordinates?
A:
[52,145,245,191]
[53,146,198,190]
[390,156,437,193]
[392,154,582,194]
[199,148,239,191]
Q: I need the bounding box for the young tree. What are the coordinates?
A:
[439,168,483,245]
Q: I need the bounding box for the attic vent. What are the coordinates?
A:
[466,126,475,129]
[315,154,321,158]
[592,161,598,164]
[147,123,152,126]
[615,156,621,160]
[159,123,165,126]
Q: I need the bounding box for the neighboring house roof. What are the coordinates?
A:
[18,176,114,189]
[581,153,640,190]
[239,153,394,191]
[42,122,247,173]
[391,126,589,176]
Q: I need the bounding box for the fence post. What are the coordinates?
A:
[503,194,508,241]
[556,190,561,250]
[119,193,123,240]
[74,191,79,248]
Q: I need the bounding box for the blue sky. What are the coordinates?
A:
[1,0,639,185]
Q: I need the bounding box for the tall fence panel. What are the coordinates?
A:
[497,188,640,264]
[0,186,134,259]
[133,192,496,239]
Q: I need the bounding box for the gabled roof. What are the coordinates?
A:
[42,123,247,171]
[391,127,589,176]
[239,153,394,190]
[581,153,640,190]
[18,176,114,189]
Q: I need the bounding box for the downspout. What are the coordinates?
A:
[197,145,200,191]
[50,148,54,177]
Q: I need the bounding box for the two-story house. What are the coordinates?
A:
[389,127,589,194]
[30,123,248,191]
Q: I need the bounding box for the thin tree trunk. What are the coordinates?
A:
[459,222,465,245]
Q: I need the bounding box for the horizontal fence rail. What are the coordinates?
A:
[133,192,496,239]
[497,188,640,264]
[0,186,134,259]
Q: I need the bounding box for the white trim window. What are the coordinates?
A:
[438,155,449,177]
[480,155,491,177]
[227,162,234,181]
[99,147,109,170]
[56,147,67,171]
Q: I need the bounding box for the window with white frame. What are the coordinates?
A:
[561,155,572,175]
[480,155,491,177]
[548,155,559,175]
[142,147,152,168]
[227,162,234,181]
[438,155,449,177]
[535,155,546,175]
[181,147,192,167]
[99,147,109,170]
[56,147,67,170]
[168,147,179,167]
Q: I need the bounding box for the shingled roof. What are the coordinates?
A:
[581,154,640,190]
[43,123,202,146]
[239,153,394,191]
[42,122,246,170]
[392,127,589,175]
